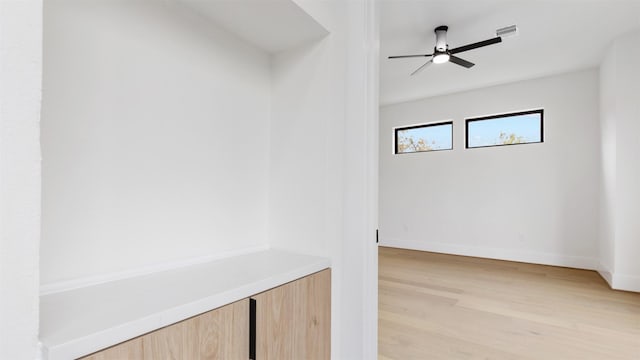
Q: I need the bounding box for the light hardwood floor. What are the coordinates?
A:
[379,247,640,360]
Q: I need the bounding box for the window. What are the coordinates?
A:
[395,121,453,154]
[466,109,543,148]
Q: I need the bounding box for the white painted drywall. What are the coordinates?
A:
[41,0,379,357]
[379,69,600,269]
[41,0,271,286]
[613,30,640,291]
[268,1,379,357]
[269,38,340,258]
[599,29,640,292]
[342,1,379,357]
[0,1,42,359]
[177,0,329,53]
[269,33,349,359]
[380,1,640,105]
[290,0,335,32]
[598,39,617,283]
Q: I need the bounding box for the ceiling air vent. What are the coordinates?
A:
[496,25,518,38]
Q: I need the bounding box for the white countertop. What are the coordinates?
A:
[40,249,330,360]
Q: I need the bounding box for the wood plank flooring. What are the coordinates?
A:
[379,247,640,360]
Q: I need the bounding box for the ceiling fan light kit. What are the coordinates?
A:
[389,24,514,75]
[432,53,450,64]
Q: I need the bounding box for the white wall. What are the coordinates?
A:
[269,38,341,258]
[269,31,347,360]
[0,1,42,359]
[41,0,272,287]
[342,1,379,357]
[599,29,640,292]
[380,69,600,269]
[614,30,640,291]
[598,41,617,283]
[268,0,379,356]
[40,0,378,357]
[42,1,379,358]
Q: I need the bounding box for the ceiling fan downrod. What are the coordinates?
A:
[434,25,448,52]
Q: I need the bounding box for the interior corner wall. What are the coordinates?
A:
[268,37,342,258]
[41,0,272,286]
[599,29,640,292]
[614,30,640,291]
[379,69,600,269]
[268,1,379,357]
[268,25,347,360]
[0,1,42,359]
[598,39,617,284]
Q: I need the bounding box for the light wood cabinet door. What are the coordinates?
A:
[80,337,143,360]
[79,299,249,360]
[142,298,249,360]
[252,269,331,360]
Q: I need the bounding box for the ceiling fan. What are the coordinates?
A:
[389,25,505,75]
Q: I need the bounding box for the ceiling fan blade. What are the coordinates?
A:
[449,37,502,55]
[449,55,475,68]
[410,59,433,76]
[388,54,433,59]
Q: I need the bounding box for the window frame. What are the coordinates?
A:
[465,109,544,149]
[394,121,454,154]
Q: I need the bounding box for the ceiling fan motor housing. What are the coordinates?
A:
[434,25,448,52]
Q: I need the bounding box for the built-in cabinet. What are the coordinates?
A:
[253,268,331,359]
[78,269,330,360]
[80,299,248,360]
[80,337,143,360]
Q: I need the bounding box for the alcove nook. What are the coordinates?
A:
[39,1,357,358]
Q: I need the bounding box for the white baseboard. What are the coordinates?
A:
[380,239,598,270]
[596,262,640,292]
[611,273,640,292]
[40,244,270,295]
[381,239,640,293]
[597,262,614,287]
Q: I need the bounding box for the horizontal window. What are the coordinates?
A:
[395,121,453,154]
[466,110,543,148]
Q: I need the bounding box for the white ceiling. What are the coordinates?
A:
[177,0,328,53]
[380,0,640,106]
